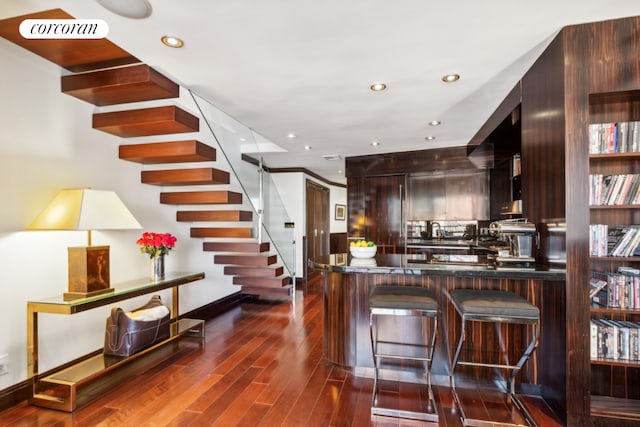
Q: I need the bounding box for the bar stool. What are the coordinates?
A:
[448,289,540,427]
[369,286,438,421]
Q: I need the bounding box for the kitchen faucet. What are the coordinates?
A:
[432,222,442,239]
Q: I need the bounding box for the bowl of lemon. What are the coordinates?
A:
[349,240,377,258]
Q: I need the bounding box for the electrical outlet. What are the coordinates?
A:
[0,354,8,376]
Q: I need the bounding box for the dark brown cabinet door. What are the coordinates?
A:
[306,180,330,277]
[364,175,406,253]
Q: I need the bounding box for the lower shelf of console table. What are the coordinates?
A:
[31,318,204,412]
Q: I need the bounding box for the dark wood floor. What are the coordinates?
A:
[0,276,564,426]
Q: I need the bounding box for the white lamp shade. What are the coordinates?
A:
[27,188,142,230]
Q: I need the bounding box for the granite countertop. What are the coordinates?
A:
[309,253,566,281]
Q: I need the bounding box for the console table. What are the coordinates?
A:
[27,272,205,412]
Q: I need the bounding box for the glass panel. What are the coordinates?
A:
[189,91,295,279]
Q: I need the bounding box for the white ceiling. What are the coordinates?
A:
[3,1,640,184]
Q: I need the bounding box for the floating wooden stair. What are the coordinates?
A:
[233,276,290,288]
[0,9,139,73]
[191,228,252,238]
[141,167,230,186]
[203,242,269,252]
[225,266,284,277]
[160,191,243,205]
[214,254,277,266]
[119,141,216,164]
[177,210,252,222]
[62,64,179,106]
[93,106,199,137]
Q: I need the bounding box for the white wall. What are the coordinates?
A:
[271,173,347,275]
[0,38,245,390]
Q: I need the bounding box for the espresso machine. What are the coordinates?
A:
[489,219,537,268]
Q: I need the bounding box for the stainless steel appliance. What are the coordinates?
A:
[489,219,537,268]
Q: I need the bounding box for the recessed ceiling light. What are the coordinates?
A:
[429,120,441,126]
[442,74,460,83]
[304,145,312,150]
[96,0,152,19]
[338,169,343,174]
[287,132,297,139]
[370,83,387,91]
[425,136,436,141]
[161,35,184,48]
[371,141,380,146]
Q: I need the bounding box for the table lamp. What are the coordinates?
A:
[27,188,142,300]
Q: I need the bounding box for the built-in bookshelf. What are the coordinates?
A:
[589,90,640,421]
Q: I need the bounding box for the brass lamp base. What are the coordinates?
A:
[66,245,112,301]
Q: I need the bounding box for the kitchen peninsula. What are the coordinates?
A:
[311,253,566,417]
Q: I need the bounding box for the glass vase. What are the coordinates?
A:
[151,255,165,281]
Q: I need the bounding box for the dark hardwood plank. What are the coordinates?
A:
[0,278,563,427]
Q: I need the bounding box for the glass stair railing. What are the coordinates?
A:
[189,90,296,293]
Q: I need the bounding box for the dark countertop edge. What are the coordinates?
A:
[309,259,565,281]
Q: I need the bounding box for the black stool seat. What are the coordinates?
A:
[369,286,439,422]
[369,286,437,312]
[449,289,539,322]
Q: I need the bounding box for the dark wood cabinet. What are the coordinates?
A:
[363,175,406,253]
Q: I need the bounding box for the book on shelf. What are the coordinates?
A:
[590,318,640,362]
[590,224,640,257]
[590,224,608,257]
[590,267,640,309]
[589,121,640,154]
[589,173,640,206]
[590,271,608,306]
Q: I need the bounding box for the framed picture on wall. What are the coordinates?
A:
[335,204,346,220]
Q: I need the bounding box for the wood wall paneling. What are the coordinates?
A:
[520,29,572,424]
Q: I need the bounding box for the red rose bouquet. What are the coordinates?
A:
[136,232,177,258]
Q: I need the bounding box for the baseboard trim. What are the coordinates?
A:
[178,290,246,321]
[0,379,31,413]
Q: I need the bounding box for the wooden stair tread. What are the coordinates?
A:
[240,286,292,296]
[225,266,285,277]
[93,106,199,137]
[177,210,252,222]
[214,254,277,266]
[0,9,139,72]
[232,276,290,288]
[141,167,229,186]
[120,140,216,164]
[62,64,179,106]
[203,242,269,252]
[191,228,252,238]
[160,191,243,205]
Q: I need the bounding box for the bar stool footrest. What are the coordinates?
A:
[371,381,438,422]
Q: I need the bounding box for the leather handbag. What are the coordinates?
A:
[104,295,171,357]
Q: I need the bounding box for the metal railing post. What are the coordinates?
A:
[258,157,264,244]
